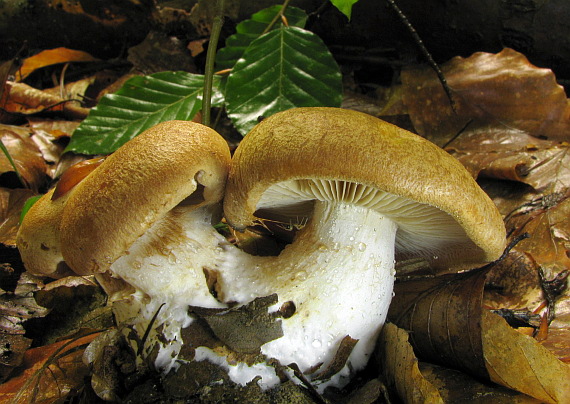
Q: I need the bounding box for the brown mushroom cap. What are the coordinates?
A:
[16,189,74,277]
[224,107,506,267]
[57,120,231,275]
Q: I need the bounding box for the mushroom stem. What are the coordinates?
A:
[107,200,398,387]
[217,201,398,385]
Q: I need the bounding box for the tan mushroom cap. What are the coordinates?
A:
[58,120,231,275]
[224,107,506,267]
[16,189,74,277]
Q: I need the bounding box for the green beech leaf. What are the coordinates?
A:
[215,5,308,71]
[225,26,342,135]
[330,0,360,19]
[19,195,41,224]
[66,72,219,155]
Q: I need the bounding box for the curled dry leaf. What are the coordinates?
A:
[376,322,443,403]
[419,362,542,403]
[15,47,99,82]
[0,272,48,383]
[401,48,570,146]
[505,192,570,291]
[1,81,89,120]
[482,309,570,403]
[0,125,47,191]
[0,333,99,404]
[388,269,489,379]
[484,250,544,314]
[447,129,570,193]
[0,188,36,245]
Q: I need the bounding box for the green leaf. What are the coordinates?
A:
[215,5,308,71]
[20,195,41,224]
[329,0,360,19]
[66,72,219,155]
[225,26,343,135]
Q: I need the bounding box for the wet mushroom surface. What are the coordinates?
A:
[16,109,506,396]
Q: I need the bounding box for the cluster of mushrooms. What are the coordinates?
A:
[17,108,506,392]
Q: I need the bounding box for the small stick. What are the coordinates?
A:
[385,0,457,112]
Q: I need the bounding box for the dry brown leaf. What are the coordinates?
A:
[401,48,570,146]
[1,81,89,120]
[419,362,541,403]
[388,269,489,379]
[447,129,570,193]
[0,272,48,383]
[0,126,47,191]
[376,322,443,403]
[15,48,99,82]
[482,309,570,403]
[484,250,544,313]
[506,193,570,272]
[0,333,99,404]
[0,188,36,246]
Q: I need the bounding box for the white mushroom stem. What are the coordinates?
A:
[217,201,397,383]
[107,201,397,388]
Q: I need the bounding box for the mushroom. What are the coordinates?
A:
[17,120,233,365]
[17,110,506,393]
[212,107,506,388]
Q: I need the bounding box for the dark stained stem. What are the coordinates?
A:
[203,0,226,127]
[386,0,457,112]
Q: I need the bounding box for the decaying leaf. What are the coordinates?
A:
[30,275,112,346]
[482,309,570,403]
[0,188,36,245]
[420,362,542,403]
[0,272,48,383]
[0,125,47,191]
[447,129,570,194]
[0,332,99,403]
[15,47,99,82]
[484,250,544,313]
[388,269,489,379]
[506,193,570,272]
[1,81,89,120]
[376,322,443,403]
[194,294,283,354]
[401,48,570,146]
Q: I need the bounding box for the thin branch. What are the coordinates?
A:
[386,0,457,112]
[202,0,226,127]
[262,0,293,34]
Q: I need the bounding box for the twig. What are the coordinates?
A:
[262,0,292,34]
[385,0,457,112]
[202,0,226,127]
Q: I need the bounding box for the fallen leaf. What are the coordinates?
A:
[401,48,570,146]
[376,322,443,403]
[0,126,47,191]
[0,188,36,245]
[0,272,48,383]
[484,250,544,313]
[0,333,31,384]
[193,294,283,354]
[312,335,358,381]
[388,269,489,379]
[15,48,99,82]
[420,362,541,403]
[506,192,570,273]
[482,309,570,403]
[447,129,570,193]
[1,81,89,120]
[0,333,99,403]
